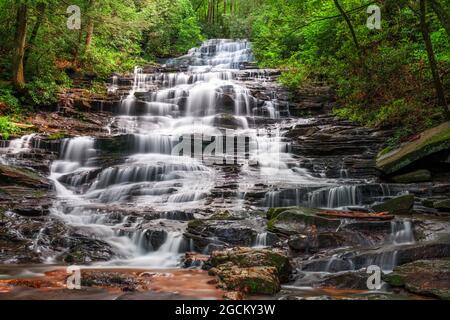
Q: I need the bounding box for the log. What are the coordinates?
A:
[317,210,394,221]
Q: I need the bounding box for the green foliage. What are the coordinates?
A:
[141,0,204,58]
[246,0,450,144]
[0,116,20,140]
[0,0,204,111]
[0,85,21,114]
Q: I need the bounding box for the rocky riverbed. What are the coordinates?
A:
[0,39,449,300]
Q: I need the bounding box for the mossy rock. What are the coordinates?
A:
[267,207,298,220]
[267,207,340,235]
[433,199,450,212]
[376,121,450,175]
[209,265,280,295]
[383,259,450,300]
[209,247,292,283]
[372,194,415,215]
[391,169,431,183]
[0,165,49,188]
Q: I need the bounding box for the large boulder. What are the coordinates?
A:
[371,194,415,215]
[205,247,292,296]
[376,121,450,175]
[267,207,341,236]
[384,259,450,300]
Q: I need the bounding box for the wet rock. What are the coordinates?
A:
[206,247,292,282]
[182,252,209,268]
[209,264,280,295]
[288,232,356,253]
[376,121,450,175]
[391,170,431,183]
[185,219,258,251]
[384,259,450,300]
[0,211,67,264]
[206,247,292,295]
[267,207,340,236]
[81,271,140,291]
[56,235,116,264]
[315,270,370,290]
[300,241,450,272]
[433,199,450,212]
[0,164,49,188]
[372,195,415,215]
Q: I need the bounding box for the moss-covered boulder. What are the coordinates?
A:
[209,264,280,295]
[376,121,450,175]
[384,259,450,300]
[206,247,292,296]
[208,247,292,282]
[371,194,415,215]
[391,169,431,183]
[267,207,340,235]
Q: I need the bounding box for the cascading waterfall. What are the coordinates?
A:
[322,219,416,273]
[308,185,362,209]
[43,39,408,270]
[254,232,268,248]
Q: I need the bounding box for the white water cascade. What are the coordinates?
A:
[45,39,392,268]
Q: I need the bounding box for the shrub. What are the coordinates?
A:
[0,116,20,140]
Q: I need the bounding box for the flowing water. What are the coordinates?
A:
[1,39,415,273]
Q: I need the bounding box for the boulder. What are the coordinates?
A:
[267,207,341,235]
[185,219,258,251]
[391,169,431,183]
[372,194,415,215]
[384,259,450,300]
[205,247,292,296]
[376,121,450,175]
[207,247,292,282]
[209,264,280,295]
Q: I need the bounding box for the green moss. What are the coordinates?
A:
[187,219,205,230]
[384,274,405,287]
[47,132,67,140]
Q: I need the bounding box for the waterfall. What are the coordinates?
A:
[5,134,36,154]
[254,232,268,248]
[308,185,361,209]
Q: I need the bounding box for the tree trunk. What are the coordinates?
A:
[216,0,219,24]
[12,3,28,90]
[333,0,363,64]
[24,3,46,65]
[85,0,95,50]
[223,0,226,15]
[73,27,84,67]
[419,0,449,118]
[207,0,212,24]
[428,0,450,37]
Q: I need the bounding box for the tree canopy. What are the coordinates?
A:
[0,0,449,144]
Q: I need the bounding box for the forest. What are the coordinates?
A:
[0,0,449,145]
